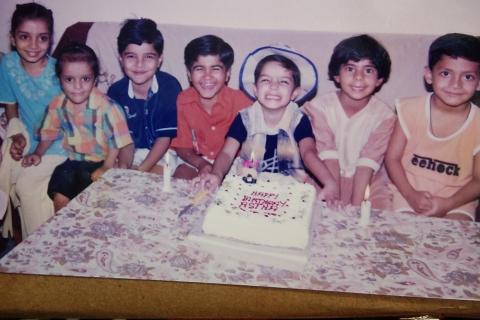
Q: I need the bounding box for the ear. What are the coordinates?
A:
[424,66,433,85]
[375,78,384,88]
[225,69,231,83]
[290,87,301,101]
[186,68,192,82]
[333,75,340,85]
[9,34,15,48]
[157,54,163,68]
[252,84,258,98]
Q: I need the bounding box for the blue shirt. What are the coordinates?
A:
[107,71,181,149]
[227,114,313,173]
[0,52,65,155]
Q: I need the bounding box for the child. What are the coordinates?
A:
[171,35,252,179]
[385,33,480,221]
[22,43,132,212]
[303,34,395,209]
[196,46,339,203]
[0,3,67,237]
[107,18,181,174]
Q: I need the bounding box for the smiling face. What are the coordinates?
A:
[425,55,480,110]
[187,54,230,108]
[253,61,299,112]
[120,43,162,91]
[10,19,51,68]
[60,61,96,108]
[334,59,384,108]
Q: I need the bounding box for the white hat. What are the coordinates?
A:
[239,44,318,103]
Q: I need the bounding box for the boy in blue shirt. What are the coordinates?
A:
[108,18,181,174]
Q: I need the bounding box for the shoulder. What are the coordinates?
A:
[156,71,181,90]
[368,95,395,118]
[395,95,427,113]
[0,52,19,72]
[49,92,67,110]
[107,76,129,97]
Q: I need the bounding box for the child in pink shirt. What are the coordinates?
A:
[304,35,395,209]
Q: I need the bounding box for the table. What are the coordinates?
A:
[0,168,479,318]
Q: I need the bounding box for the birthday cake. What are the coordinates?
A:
[202,173,316,250]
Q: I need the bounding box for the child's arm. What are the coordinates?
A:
[22,140,54,167]
[194,137,240,192]
[299,137,339,204]
[91,148,120,181]
[351,167,374,205]
[138,137,171,173]
[175,147,213,175]
[385,120,433,213]
[425,154,480,218]
[5,103,26,161]
[117,143,134,169]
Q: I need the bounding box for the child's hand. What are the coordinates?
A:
[91,166,109,182]
[421,196,450,218]
[21,153,41,167]
[198,163,213,176]
[320,181,341,207]
[192,173,221,192]
[406,190,433,213]
[10,134,26,161]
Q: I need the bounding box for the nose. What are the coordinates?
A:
[73,79,81,90]
[269,80,279,89]
[29,37,38,49]
[354,69,363,80]
[135,57,144,68]
[451,75,462,89]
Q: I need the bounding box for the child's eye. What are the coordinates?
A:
[439,71,450,77]
[145,54,156,60]
[82,76,92,82]
[365,67,376,74]
[280,80,290,85]
[212,66,223,72]
[63,77,73,83]
[18,34,28,41]
[259,78,270,83]
[464,74,477,81]
[124,54,136,60]
[39,35,50,42]
[345,66,354,72]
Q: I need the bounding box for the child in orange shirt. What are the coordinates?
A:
[386,33,480,221]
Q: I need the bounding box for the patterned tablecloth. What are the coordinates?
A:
[0,169,479,301]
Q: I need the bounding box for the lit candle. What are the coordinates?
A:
[163,151,172,192]
[359,185,371,227]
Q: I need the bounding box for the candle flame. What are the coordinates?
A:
[250,150,255,161]
[364,185,370,201]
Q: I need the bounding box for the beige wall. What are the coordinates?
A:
[0,0,479,53]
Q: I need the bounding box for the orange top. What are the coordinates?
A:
[171,86,252,160]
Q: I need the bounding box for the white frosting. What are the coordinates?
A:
[202,173,315,249]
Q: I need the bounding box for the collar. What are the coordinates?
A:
[128,73,159,99]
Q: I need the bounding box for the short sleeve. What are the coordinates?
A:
[358,116,396,171]
[105,102,133,149]
[293,115,314,142]
[40,103,62,141]
[226,114,247,144]
[151,76,181,139]
[0,57,16,104]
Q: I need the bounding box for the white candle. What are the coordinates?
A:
[359,185,371,227]
[163,152,172,192]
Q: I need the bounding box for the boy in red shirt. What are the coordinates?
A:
[171,35,252,179]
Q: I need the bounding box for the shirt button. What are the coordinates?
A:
[211,126,216,131]
[209,151,214,156]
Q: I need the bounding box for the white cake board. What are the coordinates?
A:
[187,222,309,272]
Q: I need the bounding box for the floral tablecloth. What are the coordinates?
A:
[0,169,479,301]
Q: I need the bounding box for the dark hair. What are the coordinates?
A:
[10,2,54,36]
[55,42,99,78]
[117,18,164,55]
[254,54,301,88]
[428,33,480,69]
[328,34,391,89]
[184,35,234,71]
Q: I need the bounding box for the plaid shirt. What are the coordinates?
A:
[41,87,132,162]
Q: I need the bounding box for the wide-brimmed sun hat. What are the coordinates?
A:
[239,44,318,104]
